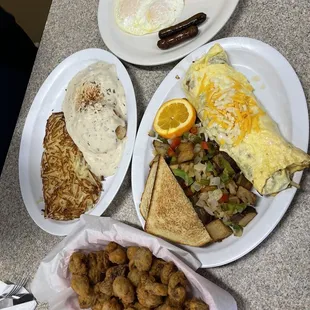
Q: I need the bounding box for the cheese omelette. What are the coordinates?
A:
[183,44,310,195]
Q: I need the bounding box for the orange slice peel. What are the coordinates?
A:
[153,99,196,139]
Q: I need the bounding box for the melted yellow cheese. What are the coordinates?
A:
[183,43,310,195]
[198,74,264,146]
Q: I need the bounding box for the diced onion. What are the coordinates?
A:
[207,198,219,210]
[208,189,223,201]
[191,182,202,192]
[203,205,215,216]
[188,164,195,177]
[194,163,206,172]
[196,199,207,208]
[210,176,221,186]
[180,164,190,173]
[199,192,209,201]
[194,170,202,182]
[194,144,202,153]
[194,156,202,165]
[219,182,225,189]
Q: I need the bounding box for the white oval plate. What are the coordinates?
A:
[131,37,309,267]
[98,0,239,66]
[19,49,137,236]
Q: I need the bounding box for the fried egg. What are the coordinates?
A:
[114,0,184,36]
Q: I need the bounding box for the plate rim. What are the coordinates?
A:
[97,0,240,66]
[19,48,137,236]
[131,37,309,267]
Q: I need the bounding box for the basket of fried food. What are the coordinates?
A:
[70,242,209,310]
[31,215,237,310]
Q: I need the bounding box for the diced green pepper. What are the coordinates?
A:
[201,155,208,162]
[206,161,215,172]
[213,154,235,176]
[220,168,231,184]
[188,133,202,144]
[198,179,209,186]
[223,221,243,237]
[172,169,194,186]
[221,203,247,216]
[182,132,190,139]
[221,158,235,176]
[206,142,216,155]
[158,136,168,144]
[170,156,177,164]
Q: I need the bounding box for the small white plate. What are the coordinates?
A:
[131,37,309,267]
[19,49,137,236]
[98,0,239,66]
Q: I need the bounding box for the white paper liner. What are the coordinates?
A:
[31,215,237,310]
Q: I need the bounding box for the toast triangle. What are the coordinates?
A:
[140,159,159,220]
[145,156,212,246]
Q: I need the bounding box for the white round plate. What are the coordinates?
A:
[98,0,239,66]
[131,37,309,267]
[19,49,137,236]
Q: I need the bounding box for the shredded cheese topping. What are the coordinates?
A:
[198,75,264,146]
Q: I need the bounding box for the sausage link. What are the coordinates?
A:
[159,12,206,39]
[157,25,199,50]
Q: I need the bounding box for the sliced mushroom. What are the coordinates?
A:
[116,126,127,140]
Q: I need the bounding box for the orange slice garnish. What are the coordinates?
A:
[153,99,196,139]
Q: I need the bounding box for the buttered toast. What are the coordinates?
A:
[145,156,212,247]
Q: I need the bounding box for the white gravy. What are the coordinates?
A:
[63,62,127,177]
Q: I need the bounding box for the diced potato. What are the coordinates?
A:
[194,206,214,226]
[177,142,194,153]
[177,142,195,164]
[178,150,195,163]
[180,163,191,172]
[228,196,240,204]
[239,212,257,227]
[231,206,257,227]
[226,180,237,195]
[200,185,217,192]
[153,140,169,156]
[236,186,257,205]
[206,219,232,242]
[235,174,253,190]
